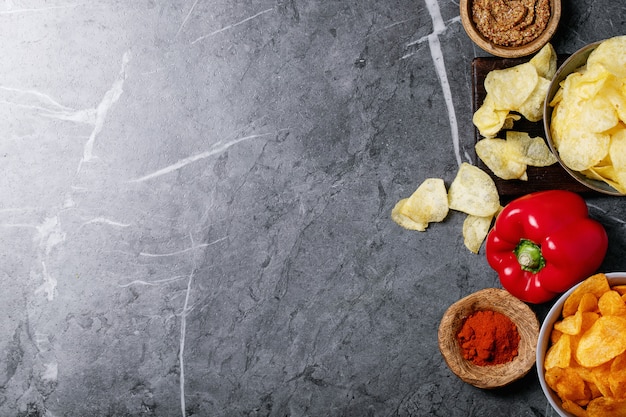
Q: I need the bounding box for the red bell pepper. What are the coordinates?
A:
[485,190,608,304]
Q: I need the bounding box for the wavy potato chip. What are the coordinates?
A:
[391,178,449,231]
[475,137,528,180]
[447,163,500,217]
[462,213,495,254]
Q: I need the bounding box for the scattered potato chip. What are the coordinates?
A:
[529,43,557,80]
[549,35,626,192]
[462,213,495,254]
[447,163,500,217]
[391,178,448,231]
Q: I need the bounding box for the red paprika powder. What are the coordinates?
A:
[456,310,520,366]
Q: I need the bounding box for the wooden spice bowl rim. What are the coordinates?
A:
[438,288,540,389]
[459,0,562,58]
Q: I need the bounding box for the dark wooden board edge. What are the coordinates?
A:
[471,55,595,199]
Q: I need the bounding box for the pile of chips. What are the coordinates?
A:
[544,273,626,416]
[476,131,557,180]
[473,43,557,138]
[549,35,626,194]
[391,163,501,254]
[472,43,559,181]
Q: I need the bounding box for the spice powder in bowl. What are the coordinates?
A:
[457,310,521,366]
[439,288,540,389]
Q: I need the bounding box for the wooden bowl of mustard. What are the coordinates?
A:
[460,0,561,58]
[438,288,540,389]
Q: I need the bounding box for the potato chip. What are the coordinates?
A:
[462,213,495,254]
[578,292,599,313]
[587,35,626,78]
[612,285,626,296]
[610,352,626,399]
[472,95,515,138]
[562,400,588,417]
[563,273,611,317]
[598,290,626,316]
[391,178,449,231]
[475,137,528,180]
[447,163,500,217]
[558,129,611,172]
[485,62,539,110]
[575,316,626,367]
[586,397,626,417]
[506,131,558,167]
[530,43,558,80]
[555,310,584,335]
[545,333,571,369]
[518,76,552,122]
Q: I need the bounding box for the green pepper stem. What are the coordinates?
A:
[514,239,546,273]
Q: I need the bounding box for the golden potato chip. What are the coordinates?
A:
[578,292,599,313]
[575,316,626,367]
[598,290,626,316]
[447,163,500,217]
[529,43,557,80]
[518,76,552,122]
[590,361,614,399]
[506,131,558,167]
[475,137,528,180]
[587,35,626,78]
[485,62,539,110]
[562,400,588,417]
[391,178,449,231]
[610,352,626,399]
[556,310,584,335]
[558,129,611,172]
[472,96,515,138]
[586,397,626,417]
[462,213,495,254]
[553,367,592,405]
[545,333,571,369]
[612,285,626,296]
[563,274,611,317]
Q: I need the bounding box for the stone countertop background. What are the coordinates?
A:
[1,1,625,416]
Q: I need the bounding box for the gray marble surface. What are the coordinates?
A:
[2,1,626,416]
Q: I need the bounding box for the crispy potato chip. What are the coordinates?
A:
[598,290,626,316]
[545,333,572,369]
[462,213,495,254]
[610,352,626,399]
[518,76,552,122]
[485,62,539,110]
[556,310,584,335]
[578,292,599,313]
[612,285,626,296]
[562,400,588,417]
[472,96,514,138]
[506,131,558,167]
[587,35,626,78]
[447,163,500,217]
[575,316,626,367]
[391,178,449,231]
[475,137,528,180]
[558,129,611,172]
[563,274,611,317]
[529,43,558,80]
[586,397,626,417]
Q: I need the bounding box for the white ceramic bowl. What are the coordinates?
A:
[536,272,626,417]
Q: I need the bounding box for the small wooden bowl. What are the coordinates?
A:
[460,0,561,58]
[438,288,540,389]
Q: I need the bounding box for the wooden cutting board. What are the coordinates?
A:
[471,56,593,197]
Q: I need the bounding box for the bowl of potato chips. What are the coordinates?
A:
[537,272,626,417]
[544,36,626,195]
